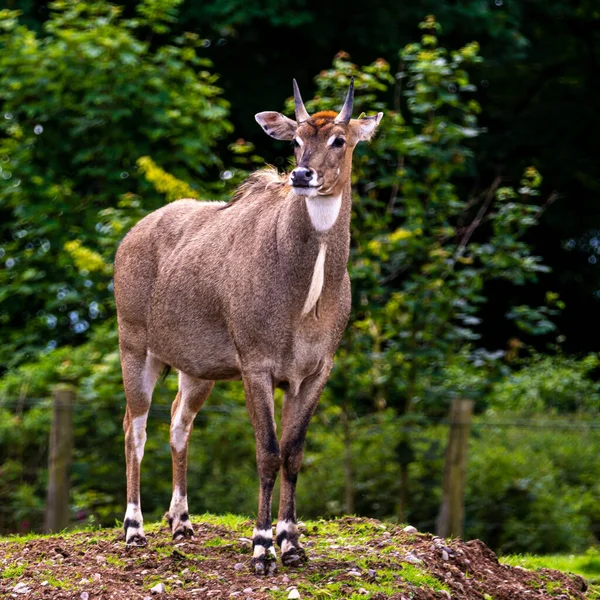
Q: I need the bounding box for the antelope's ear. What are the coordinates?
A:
[255,111,297,141]
[350,112,384,142]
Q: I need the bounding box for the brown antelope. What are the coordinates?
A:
[114,78,382,575]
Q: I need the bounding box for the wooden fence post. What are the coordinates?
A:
[44,385,74,533]
[436,398,474,538]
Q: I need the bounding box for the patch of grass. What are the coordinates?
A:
[203,537,230,548]
[105,555,126,567]
[195,513,252,531]
[39,571,74,590]
[1,564,26,579]
[502,549,600,585]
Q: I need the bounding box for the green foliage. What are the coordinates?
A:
[306,19,554,421]
[488,352,600,414]
[0,1,232,369]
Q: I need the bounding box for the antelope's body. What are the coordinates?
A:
[114,80,382,574]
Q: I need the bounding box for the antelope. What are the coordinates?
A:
[114,78,382,575]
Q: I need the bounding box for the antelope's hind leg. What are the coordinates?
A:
[167,372,214,540]
[277,365,331,566]
[122,346,163,547]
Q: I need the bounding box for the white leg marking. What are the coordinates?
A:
[124,503,145,543]
[171,373,195,453]
[305,194,342,232]
[141,352,162,399]
[253,527,273,539]
[302,243,327,315]
[169,486,189,518]
[131,414,148,462]
[276,520,298,536]
[125,502,143,523]
[277,520,299,554]
[253,545,266,558]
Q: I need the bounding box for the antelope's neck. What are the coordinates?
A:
[277,181,352,315]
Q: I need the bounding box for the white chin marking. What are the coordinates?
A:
[291,185,318,197]
[302,243,326,315]
[305,194,342,232]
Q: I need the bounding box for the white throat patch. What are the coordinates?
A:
[305,194,342,232]
[302,243,327,316]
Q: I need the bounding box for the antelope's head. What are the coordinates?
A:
[255,79,383,198]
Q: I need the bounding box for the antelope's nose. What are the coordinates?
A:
[291,167,313,186]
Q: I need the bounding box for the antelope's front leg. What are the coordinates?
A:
[277,366,331,566]
[244,372,280,576]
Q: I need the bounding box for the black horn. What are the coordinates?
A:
[334,77,354,124]
[293,79,310,123]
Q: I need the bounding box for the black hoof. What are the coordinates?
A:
[251,556,277,576]
[282,547,307,567]
[125,533,148,547]
[173,526,194,541]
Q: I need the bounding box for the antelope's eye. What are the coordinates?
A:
[332,137,346,148]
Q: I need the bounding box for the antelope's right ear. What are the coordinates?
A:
[255,111,297,141]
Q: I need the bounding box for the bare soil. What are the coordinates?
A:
[0,517,590,599]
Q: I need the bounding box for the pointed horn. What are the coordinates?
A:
[293,79,310,123]
[335,77,354,124]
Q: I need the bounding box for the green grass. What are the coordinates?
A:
[1,564,26,579]
[502,549,600,597]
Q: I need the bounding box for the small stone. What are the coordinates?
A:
[348,569,361,577]
[287,590,300,600]
[282,575,291,584]
[442,550,449,561]
[150,582,165,594]
[440,592,451,599]
[144,597,152,600]
[382,531,391,537]
[402,525,418,534]
[243,588,253,594]
[403,552,422,565]
[234,562,245,571]
[41,581,48,586]
[367,569,377,579]
[95,555,106,564]
[80,593,89,600]
[93,573,101,581]
[358,589,369,596]
[14,583,30,594]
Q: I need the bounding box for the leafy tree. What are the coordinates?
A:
[0,0,233,371]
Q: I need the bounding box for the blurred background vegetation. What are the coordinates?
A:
[1,0,600,555]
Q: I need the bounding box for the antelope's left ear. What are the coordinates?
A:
[255,111,297,141]
[350,112,384,142]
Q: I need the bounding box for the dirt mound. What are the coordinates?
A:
[0,516,589,599]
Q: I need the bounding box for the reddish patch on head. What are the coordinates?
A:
[310,110,338,127]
